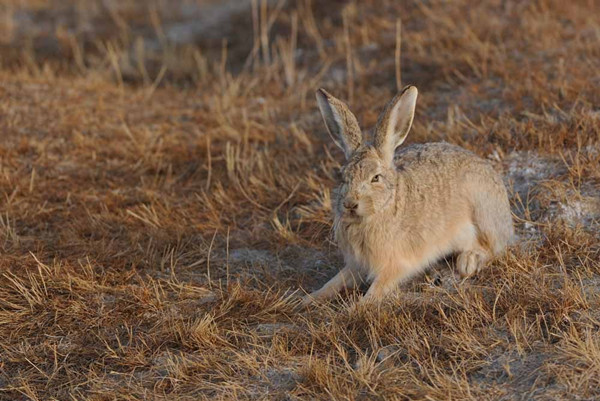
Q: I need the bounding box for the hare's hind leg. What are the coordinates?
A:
[454,222,492,278]
[471,184,514,255]
[456,186,514,278]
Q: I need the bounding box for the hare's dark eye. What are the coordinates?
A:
[371,174,381,183]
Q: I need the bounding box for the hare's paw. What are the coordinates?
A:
[456,250,488,278]
[300,291,322,308]
[300,294,314,307]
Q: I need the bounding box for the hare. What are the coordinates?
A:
[303,86,514,305]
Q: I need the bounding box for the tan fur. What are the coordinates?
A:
[303,86,514,306]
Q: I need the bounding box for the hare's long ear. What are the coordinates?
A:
[316,89,362,159]
[374,86,418,164]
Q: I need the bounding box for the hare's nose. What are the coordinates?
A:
[343,200,358,210]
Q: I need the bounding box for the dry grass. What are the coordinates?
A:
[0,0,599,399]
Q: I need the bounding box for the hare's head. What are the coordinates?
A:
[316,86,418,219]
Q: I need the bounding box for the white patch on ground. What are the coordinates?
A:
[502,151,564,241]
[163,0,285,44]
[229,248,278,265]
[263,366,300,391]
[584,144,599,156]
[473,348,554,397]
[254,322,297,336]
[585,110,600,120]
[503,150,599,233]
[551,197,600,227]
[503,151,563,197]
[151,350,202,379]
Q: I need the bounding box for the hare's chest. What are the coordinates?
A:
[336,219,399,274]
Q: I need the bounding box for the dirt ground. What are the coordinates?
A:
[0,0,599,400]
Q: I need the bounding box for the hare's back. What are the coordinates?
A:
[394,142,495,179]
[393,141,512,250]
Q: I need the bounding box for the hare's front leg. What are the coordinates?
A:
[302,265,363,306]
[360,267,407,304]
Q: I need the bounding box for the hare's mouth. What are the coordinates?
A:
[342,210,361,220]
